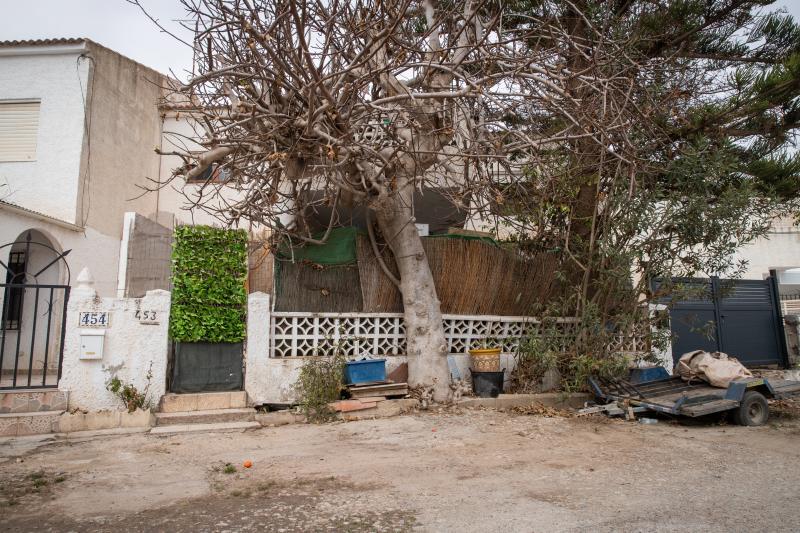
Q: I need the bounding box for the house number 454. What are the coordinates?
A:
[135,310,159,323]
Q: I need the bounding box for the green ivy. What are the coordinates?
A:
[169,225,248,343]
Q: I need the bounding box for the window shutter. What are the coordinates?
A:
[0,101,41,162]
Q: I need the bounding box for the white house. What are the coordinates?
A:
[0,39,171,294]
[0,38,251,389]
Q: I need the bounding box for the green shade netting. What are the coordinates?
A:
[277,226,362,266]
[276,226,499,268]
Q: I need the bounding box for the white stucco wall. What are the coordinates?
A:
[731,219,800,279]
[157,115,242,227]
[0,45,90,223]
[156,114,273,232]
[59,269,170,412]
[0,206,123,297]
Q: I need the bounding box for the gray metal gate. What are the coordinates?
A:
[661,277,788,367]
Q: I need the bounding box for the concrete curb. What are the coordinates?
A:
[149,421,261,436]
[0,394,590,443]
[57,427,152,440]
[57,408,155,433]
[255,411,307,426]
[457,393,589,410]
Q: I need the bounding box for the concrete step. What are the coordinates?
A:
[159,391,247,413]
[155,408,256,426]
[149,421,260,436]
[0,410,64,437]
[0,390,68,414]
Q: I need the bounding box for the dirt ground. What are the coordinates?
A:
[1,403,799,533]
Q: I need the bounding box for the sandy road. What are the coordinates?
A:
[1,404,799,532]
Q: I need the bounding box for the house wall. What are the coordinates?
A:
[157,113,275,232]
[0,43,90,223]
[0,206,122,297]
[732,218,800,280]
[0,41,174,298]
[77,41,164,239]
[157,114,239,227]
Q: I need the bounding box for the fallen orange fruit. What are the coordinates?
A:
[243,460,253,468]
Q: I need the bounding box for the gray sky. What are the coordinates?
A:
[1,0,799,79]
[0,0,195,77]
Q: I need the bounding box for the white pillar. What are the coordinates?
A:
[59,267,99,398]
[244,292,271,405]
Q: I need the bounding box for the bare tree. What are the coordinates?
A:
[151,0,570,398]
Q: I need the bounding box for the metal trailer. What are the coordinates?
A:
[589,369,800,426]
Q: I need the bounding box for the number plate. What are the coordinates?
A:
[78,311,110,328]
[135,309,160,324]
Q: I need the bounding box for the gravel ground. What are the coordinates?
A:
[1,403,799,532]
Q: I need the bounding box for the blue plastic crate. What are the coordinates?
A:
[629,366,670,384]
[344,359,386,385]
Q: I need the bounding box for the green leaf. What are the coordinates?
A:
[169,225,248,343]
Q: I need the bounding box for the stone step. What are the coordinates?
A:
[149,421,260,436]
[0,390,68,414]
[159,391,247,413]
[155,408,256,426]
[0,410,64,437]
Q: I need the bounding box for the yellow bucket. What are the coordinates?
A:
[469,347,502,372]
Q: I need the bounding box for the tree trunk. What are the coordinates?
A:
[373,188,450,401]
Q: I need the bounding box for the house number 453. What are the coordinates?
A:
[135,310,158,323]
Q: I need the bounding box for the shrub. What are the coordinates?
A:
[106,365,153,412]
[296,352,346,423]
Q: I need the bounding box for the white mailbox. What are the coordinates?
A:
[79,329,105,360]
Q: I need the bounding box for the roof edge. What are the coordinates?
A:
[0,38,88,58]
[0,200,85,232]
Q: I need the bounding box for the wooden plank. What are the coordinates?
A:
[350,396,387,403]
[647,388,726,405]
[349,382,408,392]
[679,399,738,417]
[348,382,408,398]
[347,380,390,387]
[350,386,408,397]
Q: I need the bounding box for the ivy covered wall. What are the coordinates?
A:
[169,225,248,343]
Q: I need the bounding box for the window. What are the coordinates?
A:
[2,251,26,330]
[0,101,41,162]
[187,163,230,184]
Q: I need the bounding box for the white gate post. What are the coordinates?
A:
[244,292,271,405]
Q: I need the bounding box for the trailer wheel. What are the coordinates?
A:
[732,391,769,426]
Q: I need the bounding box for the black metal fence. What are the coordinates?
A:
[0,283,70,389]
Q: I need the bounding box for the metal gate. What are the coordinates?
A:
[0,233,71,389]
[660,277,788,367]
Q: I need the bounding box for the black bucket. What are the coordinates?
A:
[471,370,505,398]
